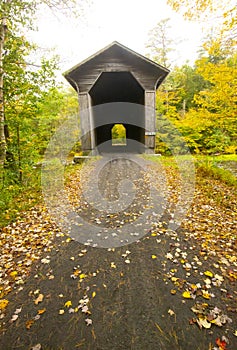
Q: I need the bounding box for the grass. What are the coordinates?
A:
[195,154,237,188]
[143,153,237,188]
[0,156,99,228]
[1,154,236,228]
[0,167,42,227]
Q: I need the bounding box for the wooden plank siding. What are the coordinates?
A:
[64,42,169,93]
[64,42,169,153]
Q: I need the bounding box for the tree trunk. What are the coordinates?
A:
[16,124,22,182]
[0,17,7,168]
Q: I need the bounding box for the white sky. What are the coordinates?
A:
[29,0,204,82]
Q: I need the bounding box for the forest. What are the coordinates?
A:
[0,2,237,349]
[0,0,236,224]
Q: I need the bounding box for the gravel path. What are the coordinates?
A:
[0,155,236,350]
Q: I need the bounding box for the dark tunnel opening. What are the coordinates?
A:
[89,72,145,153]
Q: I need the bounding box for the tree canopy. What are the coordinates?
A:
[152,3,237,155]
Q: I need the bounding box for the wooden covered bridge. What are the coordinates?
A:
[64,41,169,154]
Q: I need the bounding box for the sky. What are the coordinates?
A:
[29,0,204,82]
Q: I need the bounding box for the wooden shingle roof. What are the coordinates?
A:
[64,41,169,92]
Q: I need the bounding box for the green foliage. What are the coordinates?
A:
[0,167,42,227]
[111,124,126,145]
[195,154,237,187]
[0,0,85,226]
[1,85,79,226]
[144,154,237,188]
[155,33,237,155]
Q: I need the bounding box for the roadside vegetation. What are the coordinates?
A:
[0,0,236,228]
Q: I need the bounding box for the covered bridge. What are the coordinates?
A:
[64,41,169,154]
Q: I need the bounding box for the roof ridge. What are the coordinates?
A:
[63,41,169,77]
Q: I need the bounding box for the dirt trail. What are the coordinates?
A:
[0,155,236,350]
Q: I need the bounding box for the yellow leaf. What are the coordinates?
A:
[10,271,18,278]
[151,233,157,236]
[64,300,72,308]
[152,255,157,259]
[25,319,34,329]
[34,294,44,305]
[182,291,192,299]
[79,273,86,279]
[38,308,46,315]
[170,289,177,295]
[191,284,197,290]
[0,299,9,310]
[171,277,179,282]
[202,290,211,299]
[92,292,96,298]
[204,271,213,278]
[233,330,237,337]
[197,317,211,329]
[210,316,222,326]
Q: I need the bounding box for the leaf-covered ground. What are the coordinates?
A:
[0,156,236,350]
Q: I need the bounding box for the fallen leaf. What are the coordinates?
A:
[10,314,18,322]
[168,309,175,316]
[204,271,213,278]
[15,307,22,314]
[59,309,65,315]
[202,290,211,299]
[189,318,196,325]
[26,319,34,329]
[166,253,173,260]
[210,316,223,327]
[197,317,211,329]
[34,294,44,305]
[85,318,92,326]
[92,292,96,298]
[10,271,18,278]
[151,255,157,259]
[215,337,228,350]
[37,308,46,315]
[41,258,50,264]
[31,344,41,350]
[171,277,179,282]
[182,291,192,299]
[64,300,72,308]
[82,305,89,313]
[110,262,116,268]
[0,299,9,310]
[191,303,208,314]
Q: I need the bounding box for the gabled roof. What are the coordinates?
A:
[64,41,169,92]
